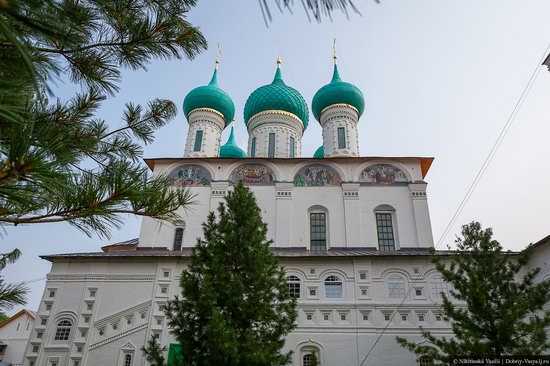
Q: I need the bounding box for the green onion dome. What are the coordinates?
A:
[244,64,309,130]
[183,67,235,126]
[313,145,324,158]
[312,63,365,122]
[219,126,247,158]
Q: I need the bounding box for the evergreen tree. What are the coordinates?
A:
[141,335,166,366]
[0,0,204,238]
[397,222,550,362]
[156,181,297,366]
[0,249,28,311]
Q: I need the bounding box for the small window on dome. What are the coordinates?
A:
[337,127,346,149]
[193,130,203,152]
[268,133,275,158]
[251,137,256,158]
[290,137,295,158]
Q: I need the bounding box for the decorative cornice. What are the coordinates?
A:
[93,300,151,328]
[188,107,225,120]
[320,103,359,116]
[248,109,303,126]
[89,323,148,350]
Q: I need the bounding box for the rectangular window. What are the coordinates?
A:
[310,213,327,251]
[193,130,203,152]
[289,137,295,158]
[250,137,256,158]
[173,228,184,251]
[376,213,395,251]
[268,133,275,157]
[337,127,346,149]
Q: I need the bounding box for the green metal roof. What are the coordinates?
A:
[244,66,309,129]
[313,145,324,158]
[219,127,247,158]
[183,68,235,126]
[312,63,365,122]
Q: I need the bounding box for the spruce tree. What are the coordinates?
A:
[397,222,550,362]
[158,181,297,366]
[141,335,166,366]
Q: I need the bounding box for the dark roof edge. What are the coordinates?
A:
[40,247,524,262]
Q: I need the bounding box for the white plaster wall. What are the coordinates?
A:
[0,312,34,364]
[139,158,433,250]
[26,254,481,366]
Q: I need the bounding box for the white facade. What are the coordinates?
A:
[138,157,434,251]
[0,310,35,365]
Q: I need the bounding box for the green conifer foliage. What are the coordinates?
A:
[141,335,166,366]
[397,222,550,362]
[0,0,205,237]
[160,181,297,366]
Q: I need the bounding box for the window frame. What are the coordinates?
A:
[289,136,295,158]
[286,275,301,299]
[53,319,72,341]
[193,130,203,152]
[375,210,397,251]
[430,275,450,300]
[268,133,276,158]
[387,275,406,299]
[309,212,327,251]
[337,126,346,149]
[250,137,256,158]
[324,275,343,299]
[173,227,184,251]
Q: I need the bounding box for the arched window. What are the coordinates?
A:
[54,319,72,341]
[419,355,434,366]
[387,275,406,299]
[310,212,327,251]
[430,275,449,299]
[303,353,318,366]
[324,275,342,299]
[173,227,184,251]
[374,205,396,251]
[124,354,132,366]
[286,276,301,298]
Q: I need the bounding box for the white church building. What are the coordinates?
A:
[24,56,550,366]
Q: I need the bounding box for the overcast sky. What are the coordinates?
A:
[3,0,550,314]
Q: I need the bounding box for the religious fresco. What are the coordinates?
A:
[360,164,408,185]
[168,165,211,186]
[230,164,276,185]
[294,165,342,187]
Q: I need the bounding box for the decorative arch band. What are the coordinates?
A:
[230,164,276,185]
[168,165,212,186]
[360,164,408,185]
[294,164,342,187]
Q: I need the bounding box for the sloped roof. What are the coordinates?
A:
[0,309,36,329]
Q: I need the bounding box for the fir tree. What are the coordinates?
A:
[141,335,166,366]
[397,222,550,362]
[157,181,297,366]
[0,0,204,238]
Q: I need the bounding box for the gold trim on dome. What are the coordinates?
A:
[320,103,359,115]
[188,107,226,120]
[248,109,304,126]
